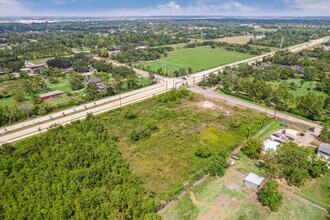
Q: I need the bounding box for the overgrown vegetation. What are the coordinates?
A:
[263,142,328,187]
[0,118,160,219]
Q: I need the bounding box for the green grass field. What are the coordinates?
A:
[138,47,253,75]
[73,47,92,54]
[45,77,74,92]
[160,169,327,220]
[290,172,330,209]
[269,79,328,98]
[30,55,73,65]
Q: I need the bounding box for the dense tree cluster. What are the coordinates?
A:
[249,28,329,48]
[241,138,263,159]
[184,41,271,55]
[0,118,160,219]
[263,142,327,187]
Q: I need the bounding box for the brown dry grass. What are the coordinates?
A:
[214,36,252,45]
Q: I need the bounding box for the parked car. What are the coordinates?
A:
[309,126,315,132]
[273,132,280,137]
[287,136,294,141]
[281,135,289,141]
[299,132,305,136]
[273,132,280,138]
[274,139,283,144]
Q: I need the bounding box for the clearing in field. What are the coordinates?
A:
[214,36,252,45]
[97,91,271,201]
[138,47,252,75]
[160,168,327,220]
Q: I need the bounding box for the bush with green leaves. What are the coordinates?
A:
[195,144,212,158]
[208,154,228,176]
[258,179,283,211]
[130,126,151,141]
[241,138,263,159]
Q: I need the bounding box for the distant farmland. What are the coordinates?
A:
[214,36,252,45]
[137,46,252,76]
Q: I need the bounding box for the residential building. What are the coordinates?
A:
[39,90,63,101]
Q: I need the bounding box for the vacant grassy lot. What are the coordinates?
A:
[96,92,270,200]
[160,168,327,220]
[30,55,73,65]
[138,47,252,75]
[73,46,91,54]
[214,36,252,45]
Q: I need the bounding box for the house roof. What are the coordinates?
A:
[292,65,304,72]
[319,143,330,155]
[263,139,281,152]
[245,173,265,185]
[86,77,101,83]
[39,90,63,98]
[257,63,272,69]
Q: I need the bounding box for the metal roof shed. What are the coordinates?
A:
[244,173,265,190]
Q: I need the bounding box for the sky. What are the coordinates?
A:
[0,0,329,17]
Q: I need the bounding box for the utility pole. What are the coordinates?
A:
[280,36,284,49]
[247,126,251,141]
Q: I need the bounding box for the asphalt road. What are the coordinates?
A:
[189,86,322,129]
[0,36,328,144]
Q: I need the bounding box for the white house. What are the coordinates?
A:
[244,173,265,190]
[263,139,281,153]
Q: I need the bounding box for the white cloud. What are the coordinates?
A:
[0,0,30,16]
[107,1,261,17]
[284,0,330,15]
[158,1,181,11]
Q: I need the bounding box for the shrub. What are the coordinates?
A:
[130,126,151,141]
[208,155,228,177]
[241,138,263,159]
[195,145,212,158]
[258,179,283,211]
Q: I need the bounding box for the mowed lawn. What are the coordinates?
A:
[160,168,327,220]
[97,93,270,201]
[139,47,253,75]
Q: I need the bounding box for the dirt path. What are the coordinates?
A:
[158,175,209,214]
[189,191,224,220]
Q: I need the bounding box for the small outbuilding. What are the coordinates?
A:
[244,173,265,190]
[39,90,64,101]
[318,143,330,161]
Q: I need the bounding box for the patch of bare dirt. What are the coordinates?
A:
[228,197,239,209]
[198,101,219,110]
